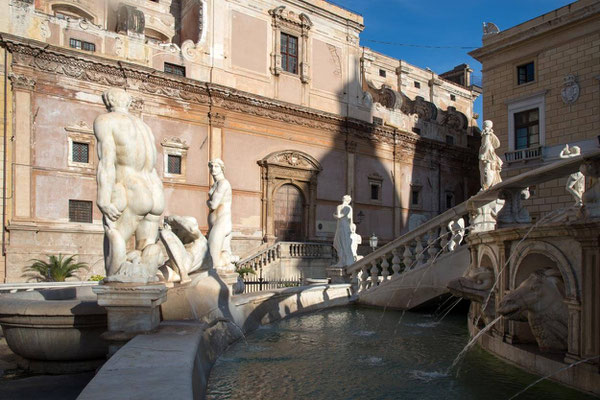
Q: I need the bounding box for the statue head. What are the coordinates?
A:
[209,159,225,176]
[342,195,351,204]
[482,120,493,131]
[102,88,132,112]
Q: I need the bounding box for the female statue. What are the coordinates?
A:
[479,120,503,191]
[333,195,355,267]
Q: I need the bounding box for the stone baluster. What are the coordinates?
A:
[403,245,413,269]
[415,237,425,266]
[360,265,369,291]
[370,260,379,289]
[381,256,390,282]
[391,249,401,276]
[427,228,440,262]
[350,270,359,293]
[439,224,449,252]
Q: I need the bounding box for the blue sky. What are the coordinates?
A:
[329,0,575,122]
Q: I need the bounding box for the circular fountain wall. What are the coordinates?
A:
[207,307,592,400]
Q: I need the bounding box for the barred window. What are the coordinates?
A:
[167,155,182,175]
[69,200,93,223]
[69,38,96,52]
[72,142,89,164]
[164,62,186,77]
[281,33,298,74]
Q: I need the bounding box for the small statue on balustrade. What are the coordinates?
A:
[560,144,585,206]
[479,120,503,191]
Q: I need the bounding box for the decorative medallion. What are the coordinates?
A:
[561,74,580,105]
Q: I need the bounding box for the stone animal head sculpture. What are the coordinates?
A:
[498,267,568,352]
[447,266,494,303]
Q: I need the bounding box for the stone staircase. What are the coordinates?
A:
[343,203,471,310]
[235,241,334,281]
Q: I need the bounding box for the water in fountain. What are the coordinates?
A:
[447,315,502,374]
[507,355,600,400]
[207,308,591,400]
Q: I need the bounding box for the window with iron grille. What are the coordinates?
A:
[69,38,96,52]
[411,189,420,206]
[164,62,186,77]
[69,200,93,223]
[517,62,534,85]
[370,183,381,201]
[514,108,540,150]
[281,33,298,74]
[167,155,182,175]
[72,142,89,164]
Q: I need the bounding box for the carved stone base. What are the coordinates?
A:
[217,271,242,295]
[93,283,167,357]
[327,266,348,284]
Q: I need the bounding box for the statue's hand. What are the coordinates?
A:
[100,203,122,222]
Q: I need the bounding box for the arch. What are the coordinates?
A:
[510,240,579,301]
[477,244,499,277]
[50,3,97,23]
[258,150,322,243]
[145,28,170,43]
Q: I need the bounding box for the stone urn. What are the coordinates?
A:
[0,285,107,373]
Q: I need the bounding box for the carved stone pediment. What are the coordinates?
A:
[443,106,468,131]
[259,150,322,172]
[65,121,93,134]
[412,96,437,121]
[161,137,189,150]
[269,6,313,33]
[362,81,403,110]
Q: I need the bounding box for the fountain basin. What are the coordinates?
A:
[0,286,107,373]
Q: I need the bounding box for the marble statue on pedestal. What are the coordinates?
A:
[333,195,355,267]
[560,144,585,206]
[94,88,165,283]
[207,159,235,272]
[479,120,503,191]
[159,215,210,282]
[580,159,600,218]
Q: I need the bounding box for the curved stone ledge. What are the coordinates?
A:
[469,319,600,397]
[78,283,354,400]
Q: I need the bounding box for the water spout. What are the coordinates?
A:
[447,315,502,374]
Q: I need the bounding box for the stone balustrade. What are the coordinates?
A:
[236,241,333,274]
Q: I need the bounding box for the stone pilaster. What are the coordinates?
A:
[208,112,225,169]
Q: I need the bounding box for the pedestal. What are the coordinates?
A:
[93,283,168,357]
[217,270,242,295]
[327,266,348,284]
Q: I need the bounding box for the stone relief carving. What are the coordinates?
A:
[8,73,36,90]
[559,144,585,206]
[478,120,503,191]
[65,120,93,134]
[561,74,580,105]
[498,268,568,352]
[327,44,342,77]
[94,88,165,283]
[333,195,355,267]
[497,187,531,225]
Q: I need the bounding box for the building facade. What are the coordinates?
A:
[0,0,481,282]
[470,0,600,220]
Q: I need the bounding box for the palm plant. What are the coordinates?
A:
[26,254,89,282]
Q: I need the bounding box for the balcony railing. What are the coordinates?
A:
[505,146,543,162]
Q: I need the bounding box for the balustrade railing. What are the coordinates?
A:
[346,204,469,294]
[0,281,99,294]
[235,241,333,274]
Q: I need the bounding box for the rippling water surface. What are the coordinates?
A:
[206,307,594,400]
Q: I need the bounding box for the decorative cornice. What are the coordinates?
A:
[0,34,477,165]
[64,120,93,134]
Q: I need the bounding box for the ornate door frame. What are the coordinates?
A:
[258,150,322,243]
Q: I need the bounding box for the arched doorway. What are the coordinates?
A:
[274,184,305,241]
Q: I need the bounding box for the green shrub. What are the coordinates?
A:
[89,275,105,282]
[25,254,89,282]
[236,266,256,278]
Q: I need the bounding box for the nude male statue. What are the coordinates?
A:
[94,88,165,283]
[207,159,234,272]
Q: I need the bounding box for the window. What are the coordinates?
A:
[412,127,421,135]
[373,117,384,126]
[514,108,540,150]
[370,184,380,201]
[72,142,89,164]
[164,63,186,77]
[379,69,386,78]
[167,155,182,175]
[445,192,455,210]
[450,94,456,101]
[69,38,96,52]
[445,135,455,145]
[411,190,420,206]
[69,200,93,223]
[414,81,421,89]
[517,62,534,85]
[281,33,298,74]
